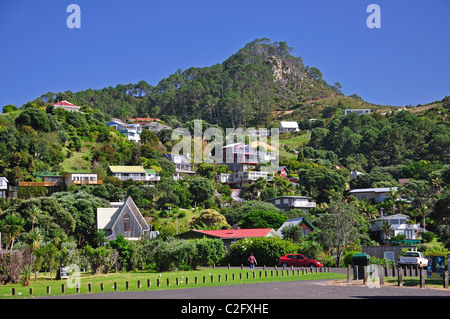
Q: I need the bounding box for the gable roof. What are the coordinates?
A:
[108,166,147,173]
[349,187,398,194]
[277,217,316,237]
[187,228,279,239]
[164,153,191,164]
[52,100,79,107]
[97,197,149,235]
[279,121,299,128]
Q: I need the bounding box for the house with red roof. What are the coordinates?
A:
[52,100,81,112]
[178,228,281,251]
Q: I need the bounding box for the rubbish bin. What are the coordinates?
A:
[351,253,370,280]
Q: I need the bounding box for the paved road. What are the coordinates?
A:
[45,278,450,299]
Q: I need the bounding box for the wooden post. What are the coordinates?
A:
[176,278,179,286]
[166,278,170,286]
[114,282,117,291]
[47,286,51,294]
[443,271,448,289]
[88,283,92,292]
[398,267,403,287]
[420,269,425,288]
[211,275,214,283]
[126,281,129,290]
[12,288,16,295]
[347,264,352,282]
[203,276,206,284]
[363,266,368,285]
[76,283,80,293]
[29,288,33,295]
[186,277,189,285]
[100,283,104,291]
[147,279,151,287]
[62,284,65,293]
[218,275,221,282]
[157,278,160,287]
[195,276,198,284]
[137,280,141,288]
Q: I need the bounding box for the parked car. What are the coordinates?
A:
[278,254,323,268]
[399,251,428,268]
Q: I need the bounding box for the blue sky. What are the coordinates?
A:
[1,0,449,109]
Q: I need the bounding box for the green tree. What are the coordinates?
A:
[240,210,287,229]
[188,176,215,204]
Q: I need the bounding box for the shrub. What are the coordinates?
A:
[420,232,434,243]
[228,237,299,266]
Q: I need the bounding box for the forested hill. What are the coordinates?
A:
[35,38,388,129]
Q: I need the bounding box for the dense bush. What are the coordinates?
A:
[227,237,299,266]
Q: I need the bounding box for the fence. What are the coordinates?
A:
[347,264,449,289]
[11,266,330,296]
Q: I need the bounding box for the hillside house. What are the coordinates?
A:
[107,166,160,182]
[64,173,103,186]
[52,100,81,112]
[265,196,316,213]
[277,166,289,178]
[277,217,316,238]
[96,197,150,241]
[177,228,280,251]
[222,143,276,172]
[369,213,422,243]
[349,187,398,203]
[344,109,371,115]
[106,118,142,142]
[279,121,299,134]
[216,170,269,188]
[0,177,8,198]
[163,153,195,180]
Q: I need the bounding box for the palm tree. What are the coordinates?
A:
[386,188,401,214]
[24,228,43,266]
[29,206,40,231]
[381,221,394,244]
[0,214,25,250]
[356,199,379,221]
[416,205,431,231]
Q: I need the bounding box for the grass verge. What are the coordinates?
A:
[1,268,346,299]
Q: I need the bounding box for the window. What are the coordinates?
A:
[123,214,131,232]
[384,252,394,261]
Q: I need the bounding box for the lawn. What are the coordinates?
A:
[0,267,346,299]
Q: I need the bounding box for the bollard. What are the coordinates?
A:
[167,278,170,286]
[347,265,352,282]
[12,288,16,296]
[76,283,80,293]
[114,282,117,291]
[100,283,104,291]
[420,269,425,288]
[29,288,33,295]
[62,284,65,293]
[88,283,92,292]
[186,277,189,285]
[157,279,160,287]
[176,278,179,286]
[147,279,151,287]
[398,267,403,287]
[126,281,129,290]
[137,280,141,288]
[443,271,448,289]
[47,286,51,294]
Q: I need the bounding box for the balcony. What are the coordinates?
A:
[19,181,57,187]
[71,180,103,185]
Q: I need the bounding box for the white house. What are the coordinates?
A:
[279,121,299,134]
[369,213,422,242]
[163,153,195,180]
[64,173,102,186]
[216,170,269,188]
[107,166,160,182]
[106,118,142,142]
[52,100,81,112]
[344,109,371,115]
[265,196,316,213]
[0,177,8,198]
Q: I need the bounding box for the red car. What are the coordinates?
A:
[278,254,323,268]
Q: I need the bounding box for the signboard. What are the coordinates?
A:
[426,255,446,278]
[60,267,69,280]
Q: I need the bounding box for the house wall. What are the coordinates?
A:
[110,211,144,241]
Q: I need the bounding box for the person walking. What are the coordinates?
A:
[248,253,257,271]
